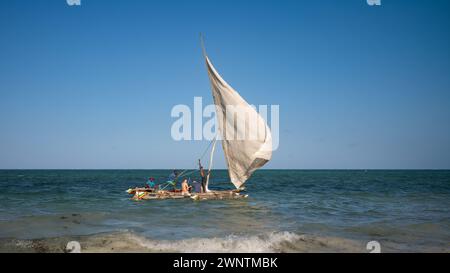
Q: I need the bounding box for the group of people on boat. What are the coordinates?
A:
[180,159,208,196]
[139,159,208,197]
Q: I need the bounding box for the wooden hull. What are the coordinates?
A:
[128,188,247,201]
[190,190,248,200]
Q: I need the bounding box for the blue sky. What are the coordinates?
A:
[0,0,449,169]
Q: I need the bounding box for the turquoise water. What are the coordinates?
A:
[0,170,449,252]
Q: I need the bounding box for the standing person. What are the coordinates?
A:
[198,159,207,193]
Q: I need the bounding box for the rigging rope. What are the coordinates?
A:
[173,137,217,181]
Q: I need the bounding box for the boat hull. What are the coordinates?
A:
[128,188,247,201]
[190,190,248,200]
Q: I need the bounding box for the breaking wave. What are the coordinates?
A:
[0,231,368,253]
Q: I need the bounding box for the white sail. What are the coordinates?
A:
[204,55,272,189]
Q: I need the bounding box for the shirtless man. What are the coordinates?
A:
[181,178,191,196]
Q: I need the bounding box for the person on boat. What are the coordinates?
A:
[198,159,206,193]
[145,177,156,190]
[163,170,177,191]
[168,170,178,183]
[181,178,191,196]
[192,180,202,193]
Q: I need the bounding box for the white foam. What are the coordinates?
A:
[126,231,304,253]
[1,231,369,253]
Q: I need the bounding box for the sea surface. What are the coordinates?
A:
[0,170,449,252]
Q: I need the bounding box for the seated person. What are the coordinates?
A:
[192,180,202,193]
[168,170,178,182]
[146,177,156,189]
[181,178,191,196]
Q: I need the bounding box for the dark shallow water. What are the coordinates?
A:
[0,170,449,252]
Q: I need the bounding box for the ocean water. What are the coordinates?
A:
[0,170,449,252]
